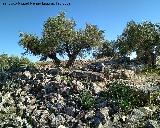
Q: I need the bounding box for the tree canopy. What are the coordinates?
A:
[93,40,115,59]
[115,20,160,66]
[19,12,104,67]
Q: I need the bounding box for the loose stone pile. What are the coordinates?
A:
[0,60,160,128]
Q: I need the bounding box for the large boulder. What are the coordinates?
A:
[47,68,60,76]
[86,62,104,72]
[47,67,69,76]
[70,70,105,82]
[122,69,136,79]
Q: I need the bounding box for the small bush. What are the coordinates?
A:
[150,91,160,106]
[100,81,150,111]
[0,54,35,72]
[79,90,95,110]
[142,66,160,75]
[1,80,21,93]
[0,54,9,72]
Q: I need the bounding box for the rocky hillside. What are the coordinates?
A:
[0,58,160,128]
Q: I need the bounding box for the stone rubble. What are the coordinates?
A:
[0,60,160,128]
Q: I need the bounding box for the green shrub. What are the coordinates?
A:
[151,107,160,121]
[0,54,10,72]
[142,66,160,75]
[100,81,150,111]
[150,91,160,106]
[79,90,95,110]
[0,53,35,72]
[1,80,21,93]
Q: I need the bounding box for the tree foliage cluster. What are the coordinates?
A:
[93,40,115,59]
[116,21,160,66]
[19,12,105,67]
[19,12,160,67]
[0,54,34,72]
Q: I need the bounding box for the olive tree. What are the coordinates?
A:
[116,20,160,66]
[19,12,104,67]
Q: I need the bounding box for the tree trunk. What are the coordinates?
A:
[48,52,61,66]
[150,53,156,67]
[136,51,150,65]
[66,54,77,68]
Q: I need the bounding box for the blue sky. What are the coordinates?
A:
[0,0,160,61]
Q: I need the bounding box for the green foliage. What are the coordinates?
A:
[142,66,160,75]
[19,12,104,67]
[79,90,95,110]
[151,108,160,121]
[35,61,53,68]
[116,20,160,66]
[0,54,10,72]
[100,81,150,111]
[107,81,137,110]
[1,80,21,93]
[93,40,115,59]
[61,76,73,86]
[19,33,41,55]
[0,53,35,72]
[150,91,160,106]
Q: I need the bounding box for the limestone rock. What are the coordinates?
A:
[22,71,32,79]
[92,83,103,94]
[70,70,105,82]
[76,81,85,91]
[48,68,60,76]
[146,120,160,128]
[128,109,146,123]
[58,125,66,128]
[65,106,76,117]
